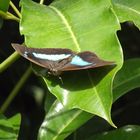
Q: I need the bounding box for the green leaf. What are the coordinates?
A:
[38,58,140,139]
[88,125,140,140]
[0,114,21,140]
[0,0,10,11]
[113,58,140,102]
[112,0,140,28]
[20,0,123,126]
[38,101,93,140]
[0,0,10,28]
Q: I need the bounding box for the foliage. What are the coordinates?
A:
[89,125,140,140]
[0,0,140,139]
[0,114,21,140]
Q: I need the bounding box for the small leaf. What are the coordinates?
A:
[0,114,21,140]
[112,0,140,28]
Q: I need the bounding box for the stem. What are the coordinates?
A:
[40,0,45,4]
[0,67,32,113]
[7,12,20,22]
[10,1,21,18]
[0,10,20,22]
[0,52,20,73]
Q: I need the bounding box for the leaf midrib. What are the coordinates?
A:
[52,110,83,140]
[87,71,109,119]
[48,4,111,123]
[49,5,81,52]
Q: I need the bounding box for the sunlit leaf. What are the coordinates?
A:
[38,100,93,140]
[38,58,140,139]
[20,0,123,126]
[112,0,140,28]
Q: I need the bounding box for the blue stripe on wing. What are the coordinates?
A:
[32,52,71,61]
[70,55,94,66]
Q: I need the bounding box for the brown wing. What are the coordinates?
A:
[11,43,74,70]
[61,51,115,71]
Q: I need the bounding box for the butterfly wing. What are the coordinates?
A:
[61,51,114,71]
[12,44,115,74]
[11,43,74,70]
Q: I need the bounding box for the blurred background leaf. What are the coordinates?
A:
[113,58,140,101]
[0,114,20,140]
[0,0,10,28]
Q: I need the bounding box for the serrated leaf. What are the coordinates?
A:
[20,0,123,126]
[112,0,140,28]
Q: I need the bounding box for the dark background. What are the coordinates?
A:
[0,0,140,140]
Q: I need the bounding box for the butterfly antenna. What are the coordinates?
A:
[58,76,63,84]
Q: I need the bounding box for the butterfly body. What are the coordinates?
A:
[12,43,114,76]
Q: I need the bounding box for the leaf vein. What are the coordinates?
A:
[114,3,140,15]
[52,110,82,140]
[49,5,81,52]
[87,71,108,118]
[113,73,140,89]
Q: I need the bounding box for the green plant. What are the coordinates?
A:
[0,0,140,139]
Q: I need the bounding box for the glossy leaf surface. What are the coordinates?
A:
[38,58,140,140]
[38,101,93,140]
[20,0,122,126]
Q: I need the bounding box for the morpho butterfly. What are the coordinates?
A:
[11,43,114,76]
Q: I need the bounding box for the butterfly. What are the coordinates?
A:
[11,43,114,76]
